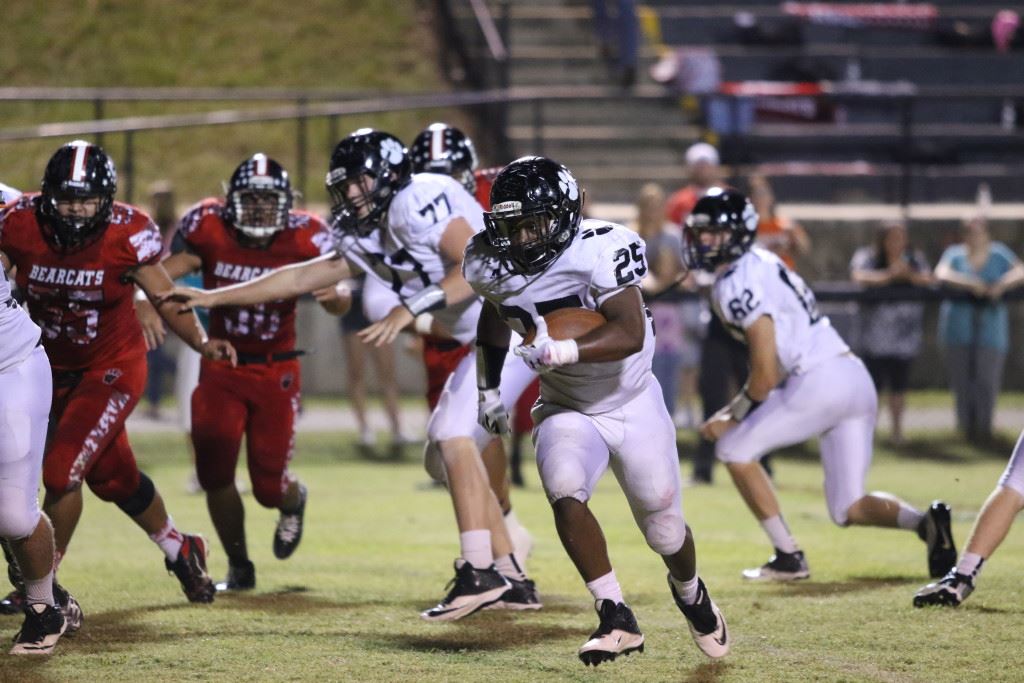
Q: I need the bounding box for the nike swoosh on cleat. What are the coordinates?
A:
[715,621,728,647]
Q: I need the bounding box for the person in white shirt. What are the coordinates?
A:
[686,188,956,582]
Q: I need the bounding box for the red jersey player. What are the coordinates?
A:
[0,140,235,605]
[155,154,334,591]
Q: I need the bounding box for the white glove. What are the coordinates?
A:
[478,388,509,434]
[513,317,579,374]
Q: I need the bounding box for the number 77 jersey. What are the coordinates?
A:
[711,245,849,375]
[464,219,656,414]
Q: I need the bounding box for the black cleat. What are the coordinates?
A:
[165,534,215,604]
[273,484,307,560]
[485,576,543,611]
[216,560,256,592]
[669,576,729,658]
[919,501,957,578]
[52,583,82,634]
[742,548,810,581]
[913,570,974,608]
[9,603,66,655]
[0,590,25,616]
[578,599,645,666]
[420,560,509,622]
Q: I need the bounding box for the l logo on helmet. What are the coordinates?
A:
[557,169,579,201]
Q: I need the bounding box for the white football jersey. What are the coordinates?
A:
[712,246,848,374]
[0,268,42,374]
[0,183,20,205]
[380,172,485,343]
[464,219,655,414]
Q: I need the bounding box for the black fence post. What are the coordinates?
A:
[123,130,134,205]
[94,98,104,148]
[296,98,308,207]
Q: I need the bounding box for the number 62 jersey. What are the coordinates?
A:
[464,219,655,415]
[711,245,848,375]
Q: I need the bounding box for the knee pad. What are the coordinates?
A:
[112,472,155,516]
[641,509,687,556]
[251,475,284,509]
[422,441,448,485]
[829,501,852,527]
[0,496,40,542]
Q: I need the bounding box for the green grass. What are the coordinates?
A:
[0,1,475,208]
[1,431,1022,682]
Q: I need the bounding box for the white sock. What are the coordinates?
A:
[24,571,55,607]
[149,517,185,561]
[956,552,985,579]
[494,554,525,581]
[668,573,700,605]
[459,530,492,570]
[760,515,799,553]
[585,570,624,605]
[897,504,925,531]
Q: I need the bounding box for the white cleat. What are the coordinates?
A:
[669,575,729,659]
[742,549,810,581]
[578,600,645,666]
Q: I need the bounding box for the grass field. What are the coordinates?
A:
[1,428,1022,682]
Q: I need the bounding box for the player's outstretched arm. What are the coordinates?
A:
[131,262,237,366]
[159,252,351,310]
[476,301,511,434]
[134,251,203,350]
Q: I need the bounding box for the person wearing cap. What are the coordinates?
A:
[665,143,724,228]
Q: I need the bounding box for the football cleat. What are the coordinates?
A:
[578,599,645,666]
[742,548,810,581]
[165,534,215,604]
[919,501,957,578]
[0,590,24,616]
[52,583,82,634]
[913,570,974,608]
[216,560,256,592]
[669,575,729,659]
[420,560,510,622]
[485,576,543,611]
[273,484,307,560]
[9,603,66,655]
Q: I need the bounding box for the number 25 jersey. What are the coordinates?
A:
[0,195,162,372]
[711,245,848,374]
[464,219,655,415]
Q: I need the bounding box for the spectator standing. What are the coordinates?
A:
[665,143,724,228]
[635,183,700,426]
[591,0,639,88]
[935,215,1024,443]
[850,222,933,444]
[749,174,810,270]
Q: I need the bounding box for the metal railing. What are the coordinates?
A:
[4,83,1024,204]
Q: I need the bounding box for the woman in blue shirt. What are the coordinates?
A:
[935,215,1024,443]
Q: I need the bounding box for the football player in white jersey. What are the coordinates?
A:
[0,182,81,654]
[159,129,540,618]
[685,189,957,581]
[914,430,1024,607]
[465,156,728,666]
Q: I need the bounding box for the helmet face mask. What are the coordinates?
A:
[682,189,759,271]
[484,156,582,276]
[224,154,292,241]
[39,140,117,251]
[409,123,479,194]
[326,129,409,236]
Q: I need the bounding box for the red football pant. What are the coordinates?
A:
[422,337,472,411]
[44,356,145,503]
[191,359,300,509]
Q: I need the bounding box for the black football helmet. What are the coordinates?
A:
[223,153,293,240]
[325,128,410,236]
[38,140,117,250]
[682,188,759,271]
[484,156,583,275]
[409,122,479,193]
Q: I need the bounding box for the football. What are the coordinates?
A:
[523,307,606,345]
